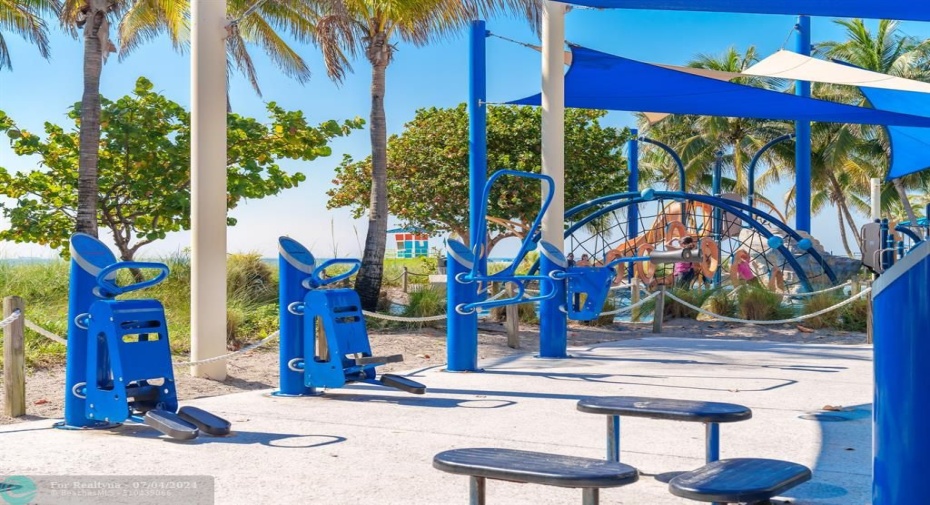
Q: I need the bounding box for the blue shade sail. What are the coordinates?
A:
[559,0,930,22]
[860,87,930,179]
[509,46,930,128]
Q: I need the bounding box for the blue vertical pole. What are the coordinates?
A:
[627,130,639,280]
[712,152,723,287]
[538,243,568,358]
[469,20,488,265]
[795,15,812,233]
[446,240,478,371]
[63,234,118,428]
[276,237,317,396]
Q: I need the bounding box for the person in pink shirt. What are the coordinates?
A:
[674,236,698,287]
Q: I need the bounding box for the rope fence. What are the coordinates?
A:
[598,291,661,316]
[664,287,872,325]
[173,331,280,367]
[3,283,872,367]
[0,309,21,330]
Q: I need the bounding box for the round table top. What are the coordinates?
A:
[577,396,752,423]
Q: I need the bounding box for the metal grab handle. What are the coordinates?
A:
[471,170,555,278]
[309,258,362,288]
[459,275,558,313]
[287,302,305,315]
[96,262,170,297]
[287,358,305,372]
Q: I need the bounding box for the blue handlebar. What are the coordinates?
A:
[96,262,170,297]
[306,259,361,289]
[472,170,555,279]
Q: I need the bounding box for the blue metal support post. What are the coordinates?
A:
[64,236,117,427]
[712,152,723,287]
[469,20,488,273]
[627,130,639,280]
[446,241,478,371]
[748,133,795,210]
[277,239,316,396]
[795,15,812,233]
[445,19,486,372]
[608,416,621,462]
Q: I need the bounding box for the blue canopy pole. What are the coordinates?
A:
[748,133,795,211]
[627,129,639,280]
[795,15,812,233]
[445,19,486,373]
[469,20,488,262]
[639,136,686,193]
[712,152,723,287]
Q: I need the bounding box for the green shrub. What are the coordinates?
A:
[400,285,446,328]
[801,293,842,329]
[227,252,277,304]
[737,285,792,321]
[701,290,737,319]
[666,287,715,319]
[837,296,868,332]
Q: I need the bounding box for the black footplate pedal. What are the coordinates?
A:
[144,409,199,440]
[177,406,232,436]
[379,374,426,395]
[355,354,404,366]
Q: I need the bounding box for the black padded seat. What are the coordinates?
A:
[577,396,752,423]
[434,448,638,504]
[669,458,812,503]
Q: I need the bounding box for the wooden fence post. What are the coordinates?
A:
[505,283,519,349]
[3,296,26,418]
[402,267,409,293]
[631,274,641,322]
[652,285,665,334]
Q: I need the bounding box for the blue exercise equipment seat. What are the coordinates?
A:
[277,237,425,396]
[64,234,230,440]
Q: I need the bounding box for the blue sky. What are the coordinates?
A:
[0,9,928,259]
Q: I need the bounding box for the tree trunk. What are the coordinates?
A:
[76,1,109,237]
[354,32,392,311]
[836,205,854,257]
[892,177,919,226]
[828,172,862,245]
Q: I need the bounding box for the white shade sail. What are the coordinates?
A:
[744,50,930,93]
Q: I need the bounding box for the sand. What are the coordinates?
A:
[0,315,866,425]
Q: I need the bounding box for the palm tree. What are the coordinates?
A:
[61,0,318,237]
[304,0,540,310]
[816,18,930,228]
[0,0,62,70]
[637,47,790,196]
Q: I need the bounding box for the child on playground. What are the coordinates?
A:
[674,236,697,287]
[732,249,762,287]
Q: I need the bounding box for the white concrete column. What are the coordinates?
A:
[541,1,566,250]
[871,178,882,221]
[190,0,227,379]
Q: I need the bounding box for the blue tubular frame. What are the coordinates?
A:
[895,225,924,252]
[470,169,555,279]
[95,262,170,297]
[562,191,839,292]
[566,191,838,284]
[305,259,362,289]
[748,133,795,211]
[638,136,686,193]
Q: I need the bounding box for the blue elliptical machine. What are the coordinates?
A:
[60,233,231,440]
[277,237,426,396]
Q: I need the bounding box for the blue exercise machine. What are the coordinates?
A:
[61,233,230,440]
[277,237,426,396]
[445,171,674,369]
